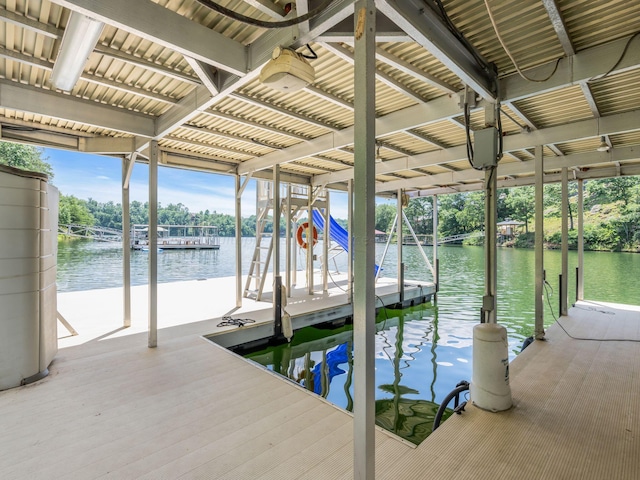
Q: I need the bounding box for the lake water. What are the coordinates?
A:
[58,237,639,444]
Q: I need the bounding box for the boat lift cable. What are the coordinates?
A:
[432,380,470,431]
[543,281,639,343]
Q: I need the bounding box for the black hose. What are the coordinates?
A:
[432,380,470,431]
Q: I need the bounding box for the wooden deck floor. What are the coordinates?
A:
[2,284,640,478]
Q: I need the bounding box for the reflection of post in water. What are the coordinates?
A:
[320,350,328,397]
[392,308,405,435]
[429,304,440,402]
[344,340,354,411]
[304,352,313,392]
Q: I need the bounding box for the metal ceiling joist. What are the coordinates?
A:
[0,7,61,38]
[541,0,575,56]
[376,0,496,100]
[374,46,457,94]
[315,11,411,43]
[320,42,425,103]
[79,136,148,154]
[0,46,179,106]
[184,57,220,96]
[237,93,466,174]
[49,0,247,76]
[153,0,354,144]
[0,80,154,137]
[377,146,640,193]
[241,0,287,20]
[204,110,310,141]
[304,86,354,112]
[408,160,640,197]
[501,34,640,101]
[247,38,640,181]
[179,124,283,149]
[313,109,640,185]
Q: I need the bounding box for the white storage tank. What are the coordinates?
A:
[0,164,58,390]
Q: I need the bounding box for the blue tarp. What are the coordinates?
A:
[311,209,380,275]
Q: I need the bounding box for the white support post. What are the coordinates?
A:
[397,190,403,293]
[353,0,376,477]
[577,178,584,301]
[307,185,314,294]
[122,157,131,328]
[286,183,292,297]
[347,179,353,302]
[433,194,439,296]
[273,166,281,279]
[561,167,569,315]
[323,189,330,293]
[484,166,498,324]
[148,140,158,348]
[235,175,243,308]
[534,146,545,339]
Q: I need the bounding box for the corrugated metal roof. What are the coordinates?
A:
[0,0,637,195]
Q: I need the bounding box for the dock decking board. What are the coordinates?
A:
[1,277,639,478]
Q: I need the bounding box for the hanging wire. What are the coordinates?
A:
[300,44,318,60]
[588,31,640,82]
[483,0,561,83]
[195,0,333,29]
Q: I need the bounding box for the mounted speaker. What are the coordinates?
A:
[260,47,315,93]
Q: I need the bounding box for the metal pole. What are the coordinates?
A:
[286,183,292,297]
[121,157,131,328]
[397,190,403,295]
[235,175,242,307]
[307,185,314,294]
[577,178,584,301]
[353,1,376,477]
[273,165,282,337]
[148,141,158,348]
[348,178,353,302]
[561,167,569,316]
[484,165,498,323]
[433,195,438,293]
[323,189,330,293]
[534,146,545,339]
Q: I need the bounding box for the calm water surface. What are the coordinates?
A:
[58,237,639,444]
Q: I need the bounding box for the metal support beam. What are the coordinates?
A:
[353,1,376,477]
[148,140,158,348]
[307,186,314,294]
[323,189,330,293]
[542,0,575,56]
[347,179,353,302]
[577,178,584,301]
[273,165,282,336]
[286,184,292,297]
[397,190,403,296]
[534,146,545,339]
[561,167,569,316]
[377,0,496,100]
[122,157,131,328]
[484,165,498,323]
[235,175,243,308]
[433,194,438,297]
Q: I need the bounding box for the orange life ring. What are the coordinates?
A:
[296,222,318,249]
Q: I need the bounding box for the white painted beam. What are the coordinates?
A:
[49,0,247,75]
[0,80,154,137]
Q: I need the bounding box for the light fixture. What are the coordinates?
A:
[375,143,383,163]
[50,12,104,91]
[596,136,610,152]
[260,47,315,93]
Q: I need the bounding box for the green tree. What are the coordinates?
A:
[375,204,396,233]
[456,191,484,233]
[59,195,95,225]
[504,186,535,233]
[0,142,54,178]
[403,196,433,234]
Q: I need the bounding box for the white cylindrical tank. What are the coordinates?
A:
[0,165,58,391]
[471,323,512,412]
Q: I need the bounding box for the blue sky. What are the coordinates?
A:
[44,147,352,218]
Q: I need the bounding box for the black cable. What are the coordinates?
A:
[589,32,640,82]
[301,44,318,60]
[195,0,333,29]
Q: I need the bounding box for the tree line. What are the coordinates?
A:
[2,142,639,251]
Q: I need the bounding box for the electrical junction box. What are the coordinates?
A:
[474,127,499,168]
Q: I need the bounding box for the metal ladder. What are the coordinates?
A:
[244,181,273,301]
